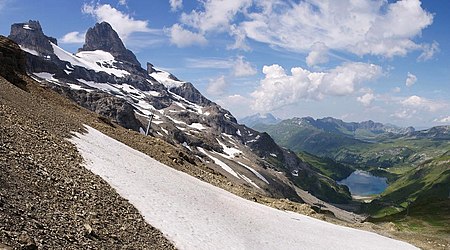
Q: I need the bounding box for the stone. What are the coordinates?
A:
[0,36,27,89]
[79,22,140,66]
[17,232,37,250]
[0,243,13,250]
[147,62,155,74]
[8,20,57,57]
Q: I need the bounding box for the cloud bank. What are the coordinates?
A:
[170,0,435,61]
[251,62,382,112]
[82,3,151,41]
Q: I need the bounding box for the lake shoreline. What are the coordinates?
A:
[338,170,388,197]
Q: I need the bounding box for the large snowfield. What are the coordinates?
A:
[70,126,418,250]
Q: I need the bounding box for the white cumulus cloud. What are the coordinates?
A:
[180,0,252,33]
[171,0,435,62]
[392,109,416,119]
[357,91,375,107]
[251,62,382,112]
[228,24,250,51]
[232,56,257,77]
[169,0,183,12]
[392,87,402,93]
[206,75,227,96]
[216,94,252,118]
[434,116,450,123]
[242,0,433,58]
[60,31,85,44]
[401,95,446,112]
[168,24,207,47]
[306,42,329,67]
[405,72,417,87]
[418,41,440,61]
[82,3,151,41]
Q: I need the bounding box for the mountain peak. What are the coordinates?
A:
[80,22,140,66]
[8,20,57,56]
[239,113,281,127]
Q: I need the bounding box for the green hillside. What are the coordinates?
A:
[253,121,368,157]
[296,151,354,181]
[369,153,450,218]
[334,137,450,171]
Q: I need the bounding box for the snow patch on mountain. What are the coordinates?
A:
[51,43,129,77]
[32,72,61,85]
[169,90,204,114]
[237,173,260,189]
[22,24,33,30]
[19,45,39,56]
[238,162,270,184]
[216,139,242,158]
[197,147,240,179]
[77,79,119,93]
[150,69,184,89]
[188,123,207,130]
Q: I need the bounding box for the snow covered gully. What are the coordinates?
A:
[70,126,417,250]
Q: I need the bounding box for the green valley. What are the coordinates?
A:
[249,116,450,230]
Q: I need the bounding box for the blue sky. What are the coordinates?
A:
[1,0,449,128]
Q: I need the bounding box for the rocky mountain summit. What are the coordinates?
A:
[8,20,351,204]
[9,20,57,58]
[80,22,140,66]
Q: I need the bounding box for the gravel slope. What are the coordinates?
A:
[0,75,175,249]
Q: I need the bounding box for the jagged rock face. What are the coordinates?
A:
[246,132,284,160]
[171,82,212,106]
[8,20,57,57]
[10,21,153,92]
[147,62,156,74]
[0,36,27,88]
[51,85,143,131]
[80,22,140,66]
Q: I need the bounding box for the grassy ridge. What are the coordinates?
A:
[296,151,354,181]
[368,154,450,218]
[253,123,367,157]
[335,137,450,170]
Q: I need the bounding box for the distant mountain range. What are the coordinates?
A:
[253,116,450,168]
[239,113,281,127]
[252,116,414,157]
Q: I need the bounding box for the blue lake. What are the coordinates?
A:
[338,170,388,196]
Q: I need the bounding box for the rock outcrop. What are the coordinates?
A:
[0,36,27,89]
[8,20,57,57]
[79,22,140,66]
[51,86,143,131]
